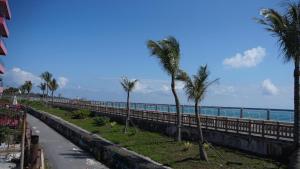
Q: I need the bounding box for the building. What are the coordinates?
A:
[0,0,11,94]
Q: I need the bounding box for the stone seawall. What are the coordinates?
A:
[26,107,170,169]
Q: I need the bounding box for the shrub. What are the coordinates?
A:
[183,142,192,151]
[110,121,117,128]
[71,109,91,119]
[204,143,211,150]
[94,116,110,126]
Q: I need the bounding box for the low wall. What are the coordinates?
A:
[26,107,169,169]
[90,111,294,160]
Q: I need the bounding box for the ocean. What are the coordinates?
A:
[104,102,294,123]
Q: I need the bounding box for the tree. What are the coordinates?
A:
[24,81,32,95]
[38,82,46,98]
[120,76,138,134]
[19,85,26,95]
[3,87,19,96]
[257,2,300,147]
[40,71,52,97]
[19,81,32,95]
[177,65,218,161]
[147,36,184,141]
[48,78,59,104]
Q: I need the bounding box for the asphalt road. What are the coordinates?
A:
[27,114,109,169]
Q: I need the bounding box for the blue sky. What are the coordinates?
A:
[3,0,294,108]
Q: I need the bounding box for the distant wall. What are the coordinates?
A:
[91,111,294,159]
[26,107,169,169]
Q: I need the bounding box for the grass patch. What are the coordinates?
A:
[23,100,287,169]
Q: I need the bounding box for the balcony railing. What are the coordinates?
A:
[0,0,11,20]
[0,39,7,55]
[0,17,8,37]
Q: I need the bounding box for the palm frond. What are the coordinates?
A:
[175,69,189,81]
[181,65,218,103]
[120,77,138,92]
[257,3,300,62]
[40,71,53,83]
[147,36,181,76]
[48,78,59,91]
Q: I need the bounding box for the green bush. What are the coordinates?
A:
[183,142,192,151]
[110,121,117,128]
[94,116,110,126]
[71,109,91,119]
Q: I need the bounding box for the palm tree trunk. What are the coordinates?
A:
[295,57,300,147]
[46,85,48,97]
[171,76,181,142]
[52,91,54,105]
[195,102,208,161]
[124,91,130,134]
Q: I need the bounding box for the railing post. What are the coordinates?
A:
[277,122,280,140]
[205,116,208,129]
[248,120,252,135]
[240,108,243,118]
[225,118,228,132]
[267,109,270,120]
[167,105,170,113]
[262,121,265,138]
[217,107,220,116]
[214,117,217,130]
[236,119,239,133]
[189,115,191,126]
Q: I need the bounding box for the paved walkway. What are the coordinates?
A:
[27,114,109,169]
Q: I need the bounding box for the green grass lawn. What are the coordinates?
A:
[22,100,287,169]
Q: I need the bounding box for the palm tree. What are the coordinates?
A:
[177,65,218,161]
[38,82,46,98]
[20,81,32,95]
[24,81,32,95]
[257,2,300,147]
[120,76,138,134]
[48,78,59,104]
[19,85,26,95]
[40,71,52,97]
[147,36,184,141]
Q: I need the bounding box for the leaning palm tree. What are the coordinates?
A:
[121,77,138,134]
[48,78,59,104]
[38,82,46,98]
[40,71,52,97]
[257,2,300,147]
[177,65,218,161]
[147,36,184,141]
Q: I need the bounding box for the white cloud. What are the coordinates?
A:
[162,84,170,92]
[4,67,41,86]
[211,85,236,95]
[223,46,266,68]
[133,80,184,94]
[261,79,279,95]
[134,81,151,93]
[57,77,69,88]
[175,81,185,90]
